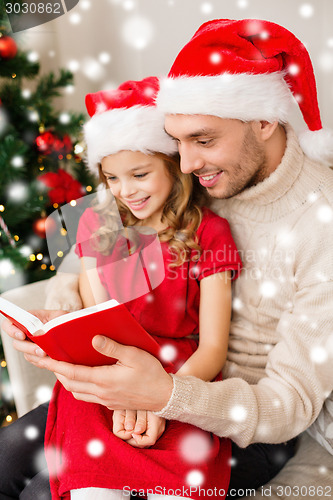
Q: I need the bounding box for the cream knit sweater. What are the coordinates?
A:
[156,125,333,448]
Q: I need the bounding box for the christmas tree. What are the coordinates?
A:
[0,1,95,425]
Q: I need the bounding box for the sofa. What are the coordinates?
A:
[1,279,333,499]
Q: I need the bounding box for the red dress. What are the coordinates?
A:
[45,208,242,500]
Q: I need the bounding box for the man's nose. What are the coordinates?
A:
[179,144,204,174]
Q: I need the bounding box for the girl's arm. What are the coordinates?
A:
[79,257,109,308]
[176,270,232,381]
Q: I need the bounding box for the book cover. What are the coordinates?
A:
[0,297,162,367]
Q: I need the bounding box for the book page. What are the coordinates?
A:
[43,298,119,332]
[0,297,44,334]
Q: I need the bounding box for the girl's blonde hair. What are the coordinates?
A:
[91,153,208,266]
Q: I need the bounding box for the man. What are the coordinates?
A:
[1,18,333,499]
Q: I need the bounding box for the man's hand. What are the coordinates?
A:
[113,409,166,448]
[24,335,174,412]
[2,310,69,357]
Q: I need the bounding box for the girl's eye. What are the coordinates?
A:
[106,176,117,182]
[134,173,148,179]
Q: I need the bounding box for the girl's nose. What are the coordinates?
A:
[120,181,137,198]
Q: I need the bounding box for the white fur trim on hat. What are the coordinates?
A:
[299,128,333,167]
[157,72,293,123]
[84,105,178,174]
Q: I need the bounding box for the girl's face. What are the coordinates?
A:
[101,150,174,231]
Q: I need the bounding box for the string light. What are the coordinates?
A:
[1,360,7,368]
[6,415,13,423]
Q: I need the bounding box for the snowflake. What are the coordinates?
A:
[80,0,91,9]
[186,469,205,487]
[86,439,105,457]
[123,0,135,10]
[210,52,222,65]
[99,52,112,64]
[145,293,154,303]
[318,466,328,474]
[69,13,81,25]
[236,0,248,8]
[288,63,300,76]
[11,155,24,168]
[81,58,106,82]
[122,15,154,50]
[201,2,213,15]
[59,112,71,124]
[35,385,53,403]
[310,346,328,364]
[67,60,80,72]
[318,52,333,73]
[232,297,243,311]
[260,281,277,298]
[316,205,333,223]
[228,457,238,467]
[299,3,314,18]
[24,425,39,440]
[21,89,31,99]
[179,431,212,464]
[230,405,247,423]
[160,344,178,363]
[27,51,39,62]
[8,182,29,202]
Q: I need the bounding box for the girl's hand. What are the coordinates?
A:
[112,409,148,441]
[1,310,68,357]
[129,412,166,448]
[112,410,166,448]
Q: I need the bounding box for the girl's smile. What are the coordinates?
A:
[101,150,173,231]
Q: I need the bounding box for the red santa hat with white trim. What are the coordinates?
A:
[84,76,178,174]
[157,18,333,167]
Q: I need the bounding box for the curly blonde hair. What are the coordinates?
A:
[91,153,208,266]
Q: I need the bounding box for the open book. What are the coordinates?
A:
[0,297,162,366]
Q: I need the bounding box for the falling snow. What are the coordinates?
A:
[86,438,105,457]
[310,346,328,364]
[122,15,154,50]
[160,344,178,363]
[179,431,213,464]
[299,3,314,18]
[186,469,205,487]
[230,405,247,423]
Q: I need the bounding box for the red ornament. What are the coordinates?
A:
[32,215,57,239]
[32,216,47,239]
[0,35,18,60]
[38,168,85,205]
[36,132,73,156]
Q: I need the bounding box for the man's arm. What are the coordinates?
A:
[23,335,174,411]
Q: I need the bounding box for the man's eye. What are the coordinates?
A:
[134,173,148,179]
[197,139,212,146]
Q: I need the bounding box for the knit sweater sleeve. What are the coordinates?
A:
[155,203,333,448]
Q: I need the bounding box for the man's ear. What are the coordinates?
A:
[259,121,280,141]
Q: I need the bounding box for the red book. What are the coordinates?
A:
[0,297,162,367]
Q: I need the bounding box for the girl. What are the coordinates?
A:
[45,77,242,500]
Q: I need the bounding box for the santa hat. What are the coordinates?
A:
[84,76,178,174]
[157,19,333,166]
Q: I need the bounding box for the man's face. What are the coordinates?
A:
[164,115,268,199]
